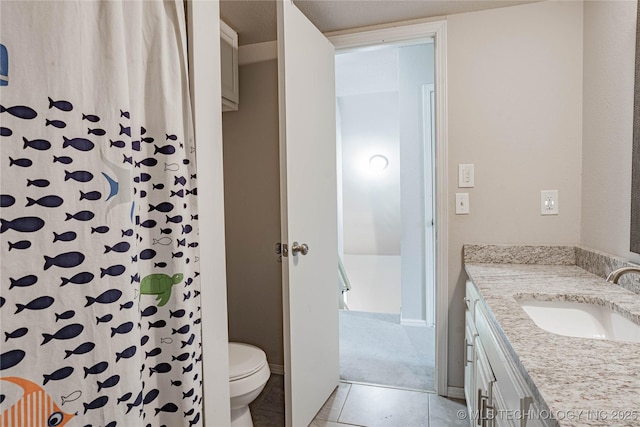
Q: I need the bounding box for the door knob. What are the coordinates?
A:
[291,242,309,256]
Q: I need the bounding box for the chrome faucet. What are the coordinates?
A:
[606,266,640,284]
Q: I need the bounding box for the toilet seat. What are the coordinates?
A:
[229,342,267,381]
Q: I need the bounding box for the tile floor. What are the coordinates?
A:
[250,374,470,427]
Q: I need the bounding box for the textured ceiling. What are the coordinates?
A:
[220,0,542,45]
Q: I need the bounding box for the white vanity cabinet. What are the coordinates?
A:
[220,20,239,111]
[465,281,550,427]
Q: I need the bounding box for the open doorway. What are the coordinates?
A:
[336,40,436,392]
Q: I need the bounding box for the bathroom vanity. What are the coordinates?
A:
[463,245,640,427]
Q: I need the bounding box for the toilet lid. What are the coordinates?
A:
[228,342,267,381]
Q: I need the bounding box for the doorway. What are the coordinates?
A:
[336,40,436,391]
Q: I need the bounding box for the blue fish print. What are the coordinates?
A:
[148,320,166,329]
[172,352,189,362]
[60,271,94,286]
[45,118,66,128]
[0,297,4,308]
[135,157,157,168]
[149,202,174,213]
[82,113,100,122]
[166,215,183,224]
[83,396,108,414]
[9,274,38,289]
[187,188,197,196]
[117,392,132,404]
[64,170,93,182]
[146,348,162,359]
[8,240,31,251]
[172,325,190,335]
[83,361,108,378]
[15,296,54,313]
[53,230,77,242]
[96,314,113,324]
[0,127,12,136]
[119,124,131,136]
[139,249,156,260]
[143,389,160,404]
[134,173,152,183]
[26,195,63,208]
[42,323,84,344]
[153,183,165,190]
[169,309,186,318]
[160,227,172,234]
[1,216,45,233]
[154,262,167,268]
[0,104,37,119]
[0,194,15,207]
[43,251,85,270]
[0,349,26,370]
[140,219,157,228]
[110,139,126,148]
[97,375,120,392]
[55,310,75,321]
[79,190,101,200]
[132,140,141,151]
[26,178,50,187]
[48,97,73,111]
[120,110,130,118]
[64,342,95,358]
[91,225,110,234]
[120,301,134,310]
[125,391,143,414]
[175,176,187,186]
[43,366,74,384]
[87,127,106,136]
[115,345,137,362]
[123,154,133,164]
[141,306,158,317]
[63,136,94,151]
[100,264,126,278]
[22,137,51,151]
[170,189,184,198]
[122,228,134,237]
[142,136,154,143]
[166,134,177,140]
[155,402,179,415]
[85,289,122,306]
[104,241,131,253]
[53,155,73,164]
[65,210,94,221]
[4,327,28,341]
[110,321,134,337]
[149,362,172,376]
[8,157,32,167]
[154,144,176,155]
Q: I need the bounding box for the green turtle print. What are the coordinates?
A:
[140,273,184,307]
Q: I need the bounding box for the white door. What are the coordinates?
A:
[277,1,339,426]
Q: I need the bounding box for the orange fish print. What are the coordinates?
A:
[0,377,76,427]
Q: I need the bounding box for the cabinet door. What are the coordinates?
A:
[475,341,495,427]
[465,310,478,416]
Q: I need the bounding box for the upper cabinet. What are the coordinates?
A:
[220,20,238,112]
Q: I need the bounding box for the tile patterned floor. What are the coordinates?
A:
[250,374,469,427]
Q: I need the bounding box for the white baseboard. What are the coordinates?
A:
[400,318,428,327]
[269,363,285,375]
[447,386,465,400]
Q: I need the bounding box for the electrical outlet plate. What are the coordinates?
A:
[456,193,470,214]
[458,164,474,188]
[541,190,558,215]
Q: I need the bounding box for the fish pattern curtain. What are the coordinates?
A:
[0,1,203,426]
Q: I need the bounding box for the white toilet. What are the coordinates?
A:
[229,342,271,427]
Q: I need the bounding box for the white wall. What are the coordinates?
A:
[222,59,284,367]
[581,0,638,263]
[447,0,584,388]
[343,254,401,313]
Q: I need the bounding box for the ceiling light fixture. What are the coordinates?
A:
[369,154,389,171]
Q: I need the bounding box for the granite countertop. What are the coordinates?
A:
[464,246,640,427]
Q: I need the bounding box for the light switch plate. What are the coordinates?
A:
[541,190,559,215]
[456,193,470,214]
[458,164,474,188]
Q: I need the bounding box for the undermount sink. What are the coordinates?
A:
[518,298,640,342]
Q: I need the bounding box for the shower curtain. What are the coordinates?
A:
[0,1,203,426]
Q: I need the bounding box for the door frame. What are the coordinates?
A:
[329,20,449,396]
